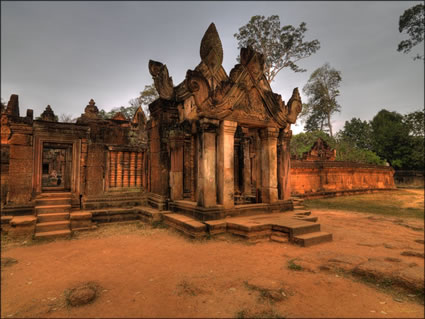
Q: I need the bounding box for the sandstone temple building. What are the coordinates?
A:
[1,24,395,244]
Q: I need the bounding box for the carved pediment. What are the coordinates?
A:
[147,23,302,129]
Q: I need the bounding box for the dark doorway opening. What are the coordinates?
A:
[41,142,72,191]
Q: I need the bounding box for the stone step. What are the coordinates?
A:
[36,220,70,232]
[293,205,305,210]
[292,232,333,247]
[293,216,318,223]
[294,211,311,216]
[36,197,71,206]
[35,205,71,214]
[38,192,72,199]
[34,229,71,239]
[37,212,69,223]
[272,222,321,238]
[163,214,207,238]
[135,206,171,223]
[270,235,289,243]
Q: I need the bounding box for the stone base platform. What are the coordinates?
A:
[163,210,333,247]
[169,200,293,221]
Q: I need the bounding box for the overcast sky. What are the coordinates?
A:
[2,1,424,134]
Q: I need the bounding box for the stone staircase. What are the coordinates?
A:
[288,196,332,246]
[34,192,72,239]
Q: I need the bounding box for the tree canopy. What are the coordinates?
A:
[99,84,158,120]
[339,118,373,150]
[234,15,320,83]
[301,63,342,137]
[397,4,425,61]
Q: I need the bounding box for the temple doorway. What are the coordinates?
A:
[41,142,72,191]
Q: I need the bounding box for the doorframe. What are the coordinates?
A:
[33,134,81,195]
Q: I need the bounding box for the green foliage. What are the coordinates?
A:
[371,109,413,169]
[403,109,424,137]
[290,131,335,159]
[397,4,424,60]
[335,139,385,165]
[234,15,320,83]
[339,118,373,150]
[291,130,385,165]
[287,259,303,271]
[301,63,342,137]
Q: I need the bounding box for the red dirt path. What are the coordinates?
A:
[1,208,424,318]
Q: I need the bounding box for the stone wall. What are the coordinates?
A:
[290,161,395,198]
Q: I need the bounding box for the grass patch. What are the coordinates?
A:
[287,259,303,271]
[176,279,203,296]
[236,308,284,319]
[304,189,424,219]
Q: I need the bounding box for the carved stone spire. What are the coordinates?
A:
[40,105,57,122]
[6,94,19,117]
[200,23,223,72]
[84,99,99,118]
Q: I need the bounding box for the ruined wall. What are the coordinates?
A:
[290,161,395,197]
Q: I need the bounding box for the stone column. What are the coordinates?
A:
[260,127,279,203]
[197,118,219,208]
[116,151,123,187]
[217,120,237,208]
[123,152,129,187]
[136,152,142,187]
[110,151,117,188]
[169,130,185,201]
[241,134,252,196]
[129,152,136,187]
[278,129,292,200]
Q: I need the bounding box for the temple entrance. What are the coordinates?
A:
[41,142,72,191]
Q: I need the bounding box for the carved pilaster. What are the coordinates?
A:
[169,130,185,200]
[260,127,279,203]
[217,120,237,208]
[197,118,219,207]
[278,128,292,200]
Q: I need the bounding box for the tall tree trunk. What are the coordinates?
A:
[327,112,333,137]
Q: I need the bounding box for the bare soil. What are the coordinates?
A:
[1,197,424,318]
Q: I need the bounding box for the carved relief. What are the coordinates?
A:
[148,60,174,100]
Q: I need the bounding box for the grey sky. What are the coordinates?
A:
[1,1,424,134]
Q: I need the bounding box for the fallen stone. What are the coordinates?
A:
[1,257,18,267]
[384,257,401,263]
[66,282,99,307]
[401,251,424,258]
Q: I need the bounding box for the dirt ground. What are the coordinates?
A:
[1,194,424,318]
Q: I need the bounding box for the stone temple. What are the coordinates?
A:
[0,24,395,245]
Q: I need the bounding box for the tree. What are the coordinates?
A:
[403,109,424,137]
[129,84,158,118]
[59,114,76,123]
[339,118,373,150]
[234,15,320,83]
[291,130,384,165]
[370,109,412,169]
[301,63,342,137]
[98,84,158,120]
[397,4,424,61]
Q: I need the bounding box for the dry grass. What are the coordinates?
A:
[305,189,424,219]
